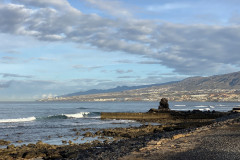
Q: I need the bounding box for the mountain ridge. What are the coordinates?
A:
[41,71,240,102]
[171,71,240,91]
[61,81,179,97]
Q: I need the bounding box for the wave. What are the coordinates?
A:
[72,119,136,126]
[77,107,90,110]
[42,112,100,120]
[174,105,186,107]
[44,115,68,119]
[0,117,36,123]
[0,112,101,123]
[65,112,90,118]
[216,104,226,107]
[198,108,210,111]
[194,105,208,108]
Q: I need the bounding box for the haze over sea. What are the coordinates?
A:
[0,101,239,147]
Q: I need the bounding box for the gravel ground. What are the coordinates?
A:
[120,114,240,160]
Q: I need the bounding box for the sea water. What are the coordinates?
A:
[0,101,239,146]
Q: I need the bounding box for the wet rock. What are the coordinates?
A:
[68,140,73,145]
[92,140,101,145]
[72,128,77,132]
[73,137,78,141]
[75,131,80,136]
[7,144,15,149]
[22,151,38,159]
[95,131,101,136]
[83,131,94,137]
[0,139,11,145]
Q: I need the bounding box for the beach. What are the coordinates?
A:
[0,112,239,159]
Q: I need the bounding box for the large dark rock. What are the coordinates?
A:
[158,98,170,110]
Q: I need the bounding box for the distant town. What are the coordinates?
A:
[39,71,240,102]
[39,87,240,102]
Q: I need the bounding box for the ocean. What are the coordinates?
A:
[0,101,239,147]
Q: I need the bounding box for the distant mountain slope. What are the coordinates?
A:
[171,71,240,91]
[62,71,240,97]
[62,81,179,97]
[42,71,240,102]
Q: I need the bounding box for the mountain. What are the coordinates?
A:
[171,71,240,91]
[61,81,179,97]
[41,71,240,102]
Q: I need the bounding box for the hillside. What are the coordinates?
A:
[171,71,240,91]
[61,81,178,97]
[40,71,240,102]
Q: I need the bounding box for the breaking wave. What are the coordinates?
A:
[194,105,208,108]
[43,112,100,120]
[0,117,36,123]
[174,105,186,107]
[198,108,211,111]
[0,112,100,123]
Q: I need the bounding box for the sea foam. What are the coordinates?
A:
[44,112,92,120]
[65,112,90,118]
[198,108,210,111]
[0,117,36,123]
[194,105,208,108]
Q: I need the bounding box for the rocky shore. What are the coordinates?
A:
[121,113,240,160]
[0,112,239,160]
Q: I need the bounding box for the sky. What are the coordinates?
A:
[1,0,240,101]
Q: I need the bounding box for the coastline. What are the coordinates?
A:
[0,112,239,159]
[121,113,240,160]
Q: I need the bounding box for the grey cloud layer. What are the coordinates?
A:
[0,73,33,78]
[1,0,240,75]
[0,81,12,88]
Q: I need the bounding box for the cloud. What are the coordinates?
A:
[147,3,190,12]
[0,56,18,63]
[153,23,240,74]
[116,69,133,74]
[0,81,12,88]
[84,0,132,18]
[37,57,56,61]
[12,0,76,12]
[138,61,160,64]
[117,76,140,79]
[0,79,68,100]
[4,50,21,54]
[115,60,134,64]
[229,13,240,24]
[0,73,33,78]
[0,0,240,75]
[73,65,103,71]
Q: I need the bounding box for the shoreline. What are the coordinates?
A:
[0,113,239,159]
[121,113,240,160]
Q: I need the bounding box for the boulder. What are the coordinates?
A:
[158,98,170,110]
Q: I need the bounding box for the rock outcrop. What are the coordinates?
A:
[158,98,170,110]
